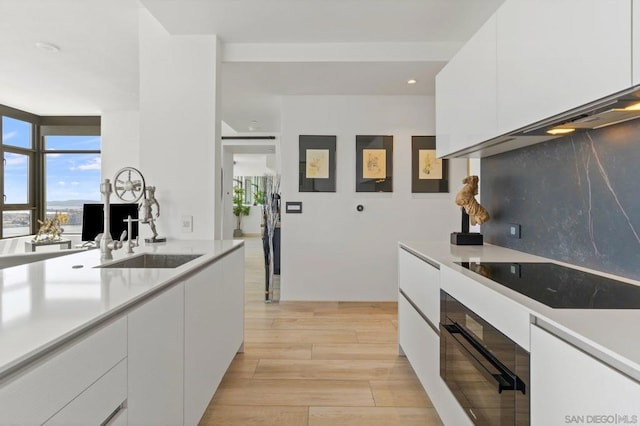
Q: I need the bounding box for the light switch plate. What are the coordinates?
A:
[181,215,193,233]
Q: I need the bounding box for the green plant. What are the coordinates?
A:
[253,190,265,205]
[233,187,250,230]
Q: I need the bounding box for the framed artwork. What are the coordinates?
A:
[299,135,336,192]
[356,135,393,192]
[411,136,449,193]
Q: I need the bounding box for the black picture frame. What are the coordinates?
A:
[355,135,393,192]
[411,136,449,193]
[299,135,336,192]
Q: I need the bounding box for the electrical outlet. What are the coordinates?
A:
[508,223,521,239]
[181,215,193,233]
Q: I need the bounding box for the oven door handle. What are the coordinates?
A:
[442,323,526,394]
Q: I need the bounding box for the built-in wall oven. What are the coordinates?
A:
[440,290,530,425]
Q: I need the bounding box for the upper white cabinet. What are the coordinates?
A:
[436,15,498,158]
[634,0,640,84]
[496,0,632,136]
[436,0,633,157]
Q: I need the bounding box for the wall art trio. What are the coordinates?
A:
[298,134,448,193]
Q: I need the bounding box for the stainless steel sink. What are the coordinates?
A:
[97,254,203,269]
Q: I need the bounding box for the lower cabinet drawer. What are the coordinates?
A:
[398,294,472,426]
[45,358,127,425]
[398,294,439,386]
[0,316,127,425]
[106,407,128,426]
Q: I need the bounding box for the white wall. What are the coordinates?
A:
[242,206,263,235]
[138,9,222,240]
[233,154,268,177]
[280,95,466,301]
[101,111,141,182]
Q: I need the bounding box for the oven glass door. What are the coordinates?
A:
[440,291,529,425]
[441,324,517,425]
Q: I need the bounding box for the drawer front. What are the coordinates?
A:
[441,266,530,350]
[398,295,439,388]
[398,248,440,328]
[0,316,127,425]
[398,295,471,426]
[45,358,127,425]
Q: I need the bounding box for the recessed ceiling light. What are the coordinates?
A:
[35,42,60,53]
[407,79,417,85]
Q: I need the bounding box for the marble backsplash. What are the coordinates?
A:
[481,119,640,280]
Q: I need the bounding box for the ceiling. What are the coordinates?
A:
[0,0,504,133]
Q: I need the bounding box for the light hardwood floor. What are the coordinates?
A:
[199,237,443,426]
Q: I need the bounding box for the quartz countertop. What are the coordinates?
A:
[399,241,640,382]
[0,239,243,380]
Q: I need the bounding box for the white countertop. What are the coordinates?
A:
[399,241,640,382]
[0,239,243,380]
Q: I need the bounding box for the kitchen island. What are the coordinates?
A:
[0,239,244,425]
[398,241,640,425]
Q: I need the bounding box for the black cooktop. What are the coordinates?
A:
[456,262,640,309]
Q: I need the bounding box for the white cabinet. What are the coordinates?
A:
[496,0,632,135]
[437,0,633,157]
[0,244,245,425]
[45,359,127,426]
[398,295,471,426]
[184,247,244,425]
[0,317,127,425]
[397,247,440,328]
[531,324,640,426]
[397,247,471,425]
[634,0,640,84]
[436,14,498,158]
[128,247,244,426]
[128,283,185,425]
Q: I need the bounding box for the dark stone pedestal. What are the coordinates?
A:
[450,232,483,245]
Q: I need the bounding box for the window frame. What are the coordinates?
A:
[40,118,101,235]
[0,106,39,238]
[0,106,100,239]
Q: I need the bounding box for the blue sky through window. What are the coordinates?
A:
[2,124,102,205]
[2,116,31,149]
[4,153,28,204]
[43,135,101,206]
[45,147,101,205]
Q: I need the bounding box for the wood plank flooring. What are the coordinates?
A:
[199,237,443,426]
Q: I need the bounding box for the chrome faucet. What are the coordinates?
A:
[123,215,140,254]
[99,178,124,260]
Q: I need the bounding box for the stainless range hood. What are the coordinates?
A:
[448,85,640,158]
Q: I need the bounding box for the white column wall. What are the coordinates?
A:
[138,9,221,240]
[280,95,466,301]
[101,111,141,182]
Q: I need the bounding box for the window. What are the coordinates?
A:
[1,114,35,238]
[2,116,32,149]
[43,134,101,235]
[0,106,100,239]
[234,176,266,206]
